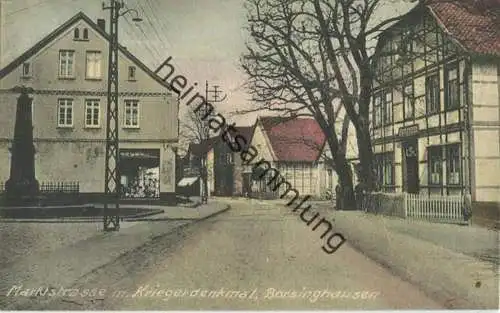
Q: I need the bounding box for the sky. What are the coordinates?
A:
[0,0,415,129]
[0,0,255,125]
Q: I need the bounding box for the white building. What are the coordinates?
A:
[0,12,179,203]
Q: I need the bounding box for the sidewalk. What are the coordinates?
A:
[330,211,499,309]
[0,202,230,310]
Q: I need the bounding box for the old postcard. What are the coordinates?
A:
[0,0,499,311]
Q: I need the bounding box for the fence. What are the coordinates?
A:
[361,192,465,224]
[0,181,80,194]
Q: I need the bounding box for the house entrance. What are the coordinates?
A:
[402,139,419,194]
[120,149,160,199]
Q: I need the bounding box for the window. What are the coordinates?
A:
[446,144,460,185]
[128,66,136,80]
[74,28,79,39]
[373,94,383,127]
[403,83,414,120]
[86,51,102,79]
[83,28,88,40]
[402,29,412,55]
[22,62,31,77]
[374,153,394,187]
[374,154,384,188]
[426,74,440,114]
[428,146,442,185]
[226,153,233,164]
[58,99,73,127]
[383,91,392,124]
[124,100,139,127]
[85,99,100,127]
[383,153,394,185]
[59,50,75,78]
[445,64,460,109]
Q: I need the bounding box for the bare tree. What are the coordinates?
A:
[240,0,413,206]
[179,109,211,203]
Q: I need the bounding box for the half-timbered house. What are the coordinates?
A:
[370,0,500,210]
[245,116,334,198]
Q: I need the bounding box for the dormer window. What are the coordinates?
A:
[22,62,31,77]
[74,28,80,39]
[83,28,88,40]
[128,66,136,81]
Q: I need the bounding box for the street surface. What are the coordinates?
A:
[35,198,443,310]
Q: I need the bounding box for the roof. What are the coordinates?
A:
[0,12,176,92]
[188,137,218,156]
[427,0,500,56]
[235,125,254,148]
[258,116,326,162]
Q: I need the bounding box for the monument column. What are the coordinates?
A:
[5,86,39,205]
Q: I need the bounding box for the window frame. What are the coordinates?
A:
[403,82,415,120]
[425,73,440,114]
[123,99,140,128]
[128,66,137,81]
[58,50,75,78]
[85,51,102,80]
[57,98,74,128]
[427,146,442,186]
[74,28,79,39]
[383,152,395,186]
[373,93,383,128]
[383,91,393,125]
[22,62,32,77]
[444,63,460,110]
[83,28,89,40]
[84,99,100,128]
[446,144,461,186]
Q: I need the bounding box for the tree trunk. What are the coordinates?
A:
[328,140,356,210]
[201,156,209,203]
[355,119,376,192]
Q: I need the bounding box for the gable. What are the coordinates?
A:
[0,12,175,93]
[259,116,325,162]
[249,119,276,162]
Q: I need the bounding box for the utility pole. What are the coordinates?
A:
[102,0,142,231]
[199,81,227,202]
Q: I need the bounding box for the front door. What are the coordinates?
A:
[402,139,419,194]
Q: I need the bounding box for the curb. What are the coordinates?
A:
[4,203,231,310]
[0,209,165,223]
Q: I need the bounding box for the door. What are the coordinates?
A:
[402,139,419,194]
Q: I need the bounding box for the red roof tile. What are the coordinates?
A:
[428,0,500,56]
[259,116,326,162]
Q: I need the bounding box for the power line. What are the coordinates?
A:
[3,0,75,18]
[123,15,162,63]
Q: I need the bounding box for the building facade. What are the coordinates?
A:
[0,12,179,203]
[179,139,215,197]
[245,116,334,199]
[370,1,500,207]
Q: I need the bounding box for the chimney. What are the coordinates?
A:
[97,19,106,32]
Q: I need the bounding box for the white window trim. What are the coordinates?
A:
[22,62,32,77]
[85,51,102,80]
[128,66,137,81]
[84,99,101,128]
[123,99,140,128]
[57,99,74,128]
[59,50,75,78]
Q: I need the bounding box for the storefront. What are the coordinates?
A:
[120,149,160,199]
